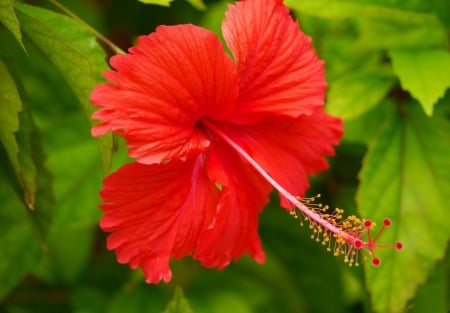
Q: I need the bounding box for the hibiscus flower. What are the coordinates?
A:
[91,0,400,283]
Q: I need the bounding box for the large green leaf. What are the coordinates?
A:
[287,1,447,48]
[327,69,396,120]
[389,48,450,116]
[357,101,450,313]
[0,0,25,50]
[14,3,113,172]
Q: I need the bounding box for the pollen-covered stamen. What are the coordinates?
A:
[201,120,402,267]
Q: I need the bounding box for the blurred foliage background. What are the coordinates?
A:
[0,0,449,312]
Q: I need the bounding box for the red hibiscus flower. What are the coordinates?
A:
[91,0,399,284]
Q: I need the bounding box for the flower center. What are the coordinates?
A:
[202,119,402,266]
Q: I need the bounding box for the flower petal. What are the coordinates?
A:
[91,24,238,164]
[99,157,219,283]
[213,111,342,206]
[194,137,272,268]
[222,0,326,123]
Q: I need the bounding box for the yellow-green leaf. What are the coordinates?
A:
[185,0,206,10]
[0,0,25,51]
[327,69,396,120]
[163,287,194,313]
[389,48,450,116]
[138,0,174,6]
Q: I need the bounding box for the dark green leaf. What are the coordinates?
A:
[408,260,448,313]
[14,3,113,172]
[357,101,450,313]
[0,0,25,50]
[389,48,450,116]
[163,287,194,313]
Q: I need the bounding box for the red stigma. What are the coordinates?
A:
[372,258,381,266]
[364,220,372,228]
[383,218,392,226]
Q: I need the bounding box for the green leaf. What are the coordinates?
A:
[0,60,22,182]
[14,3,113,172]
[163,287,194,313]
[0,180,42,300]
[327,69,396,120]
[0,0,25,50]
[138,0,174,6]
[357,102,450,313]
[389,48,450,116]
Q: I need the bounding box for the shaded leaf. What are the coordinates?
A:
[14,3,113,172]
[357,101,450,313]
[163,287,194,313]
[0,180,42,300]
[342,99,392,144]
[33,115,103,283]
[15,98,38,209]
[0,60,22,182]
[108,284,169,313]
[389,48,450,116]
[0,0,25,50]
[327,69,396,120]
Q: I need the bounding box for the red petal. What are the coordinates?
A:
[99,157,219,283]
[91,24,238,164]
[213,111,342,206]
[222,0,326,123]
[194,138,272,268]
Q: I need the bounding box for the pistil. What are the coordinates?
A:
[202,119,402,266]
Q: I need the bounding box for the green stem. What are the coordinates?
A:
[47,0,125,55]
